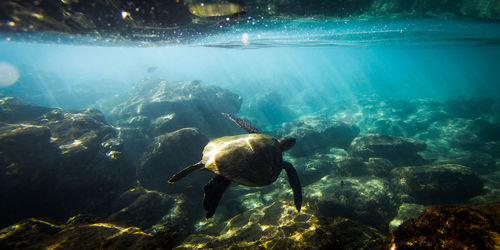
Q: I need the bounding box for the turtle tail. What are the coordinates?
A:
[168,162,204,183]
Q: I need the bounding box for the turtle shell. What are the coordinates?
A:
[202,134,283,187]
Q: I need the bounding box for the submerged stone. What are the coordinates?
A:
[109,80,242,138]
[391,164,484,204]
[385,203,500,249]
[139,127,209,193]
[281,117,360,157]
[176,201,384,249]
[0,215,176,249]
[348,133,426,166]
[0,96,54,123]
[0,97,135,228]
[305,175,397,232]
[388,203,426,232]
[105,187,192,236]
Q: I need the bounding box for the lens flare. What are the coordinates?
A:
[0,62,20,87]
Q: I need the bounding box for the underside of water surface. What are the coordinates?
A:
[1,1,500,249]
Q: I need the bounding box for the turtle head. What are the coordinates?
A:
[278,137,296,152]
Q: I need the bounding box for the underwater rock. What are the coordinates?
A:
[368,119,409,137]
[364,157,394,177]
[281,117,360,157]
[444,98,494,119]
[306,175,397,231]
[0,96,54,122]
[138,128,210,193]
[240,90,296,130]
[388,203,426,232]
[385,203,500,249]
[469,170,500,204]
[0,215,176,249]
[176,201,384,249]
[441,119,500,150]
[390,164,484,204]
[453,151,497,174]
[416,117,500,164]
[482,141,500,158]
[348,133,426,166]
[116,127,150,165]
[336,156,366,176]
[109,80,242,138]
[45,108,118,164]
[337,156,394,178]
[105,186,195,238]
[290,152,340,186]
[0,97,135,228]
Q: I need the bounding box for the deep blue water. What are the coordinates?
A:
[1,17,500,119]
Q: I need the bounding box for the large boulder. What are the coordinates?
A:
[109,80,243,139]
[388,203,426,232]
[105,187,196,238]
[348,134,426,166]
[390,164,484,204]
[337,156,395,178]
[138,128,210,194]
[240,90,297,130]
[0,95,54,122]
[281,117,360,157]
[0,97,135,228]
[385,203,500,249]
[0,215,176,249]
[422,118,500,151]
[176,201,385,249]
[305,175,397,231]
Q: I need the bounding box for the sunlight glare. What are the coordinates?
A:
[0,62,20,87]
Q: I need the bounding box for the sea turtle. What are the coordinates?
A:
[168,113,302,218]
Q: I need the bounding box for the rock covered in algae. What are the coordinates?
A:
[388,203,426,233]
[0,214,176,249]
[348,133,426,166]
[176,201,385,249]
[390,164,484,204]
[138,127,209,193]
[385,202,500,249]
[0,97,135,228]
[0,96,55,122]
[336,156,394,178]
[280,118,360,157]
[305,175,397,232]
[105,186,194,237]
[109,80,242,138]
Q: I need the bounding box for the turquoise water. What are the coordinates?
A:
[1,17,499,113]
[1,15,500,248]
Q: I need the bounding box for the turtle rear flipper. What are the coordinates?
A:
[168,162,204,183]
[203,175,231,219]
[222,113,261,134]
[283,161,302,212]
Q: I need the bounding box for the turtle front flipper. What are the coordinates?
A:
[203,175,231,219]
[222,113,261,134]
[168,162,204,183]
[283,161,302,212]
